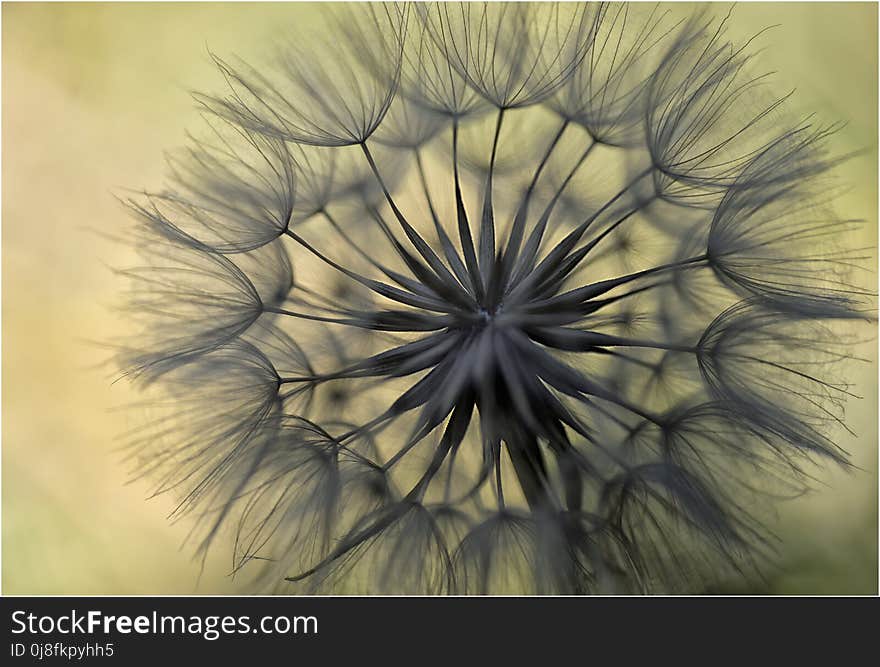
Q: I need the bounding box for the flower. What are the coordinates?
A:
[118,2,873,594]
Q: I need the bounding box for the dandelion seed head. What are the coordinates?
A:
[116,2,874,594]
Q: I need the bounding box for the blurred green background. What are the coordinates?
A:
[2,2,877,594]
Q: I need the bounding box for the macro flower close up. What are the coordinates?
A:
[117,2,873,594]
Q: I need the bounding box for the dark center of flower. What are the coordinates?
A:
[476,304,501,325]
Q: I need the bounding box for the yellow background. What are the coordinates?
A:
[2,2,877,594]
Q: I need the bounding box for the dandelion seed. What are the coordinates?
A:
[154,117,296,253]
[198,4,408,146]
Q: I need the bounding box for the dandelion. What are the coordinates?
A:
[118,2,873,594]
